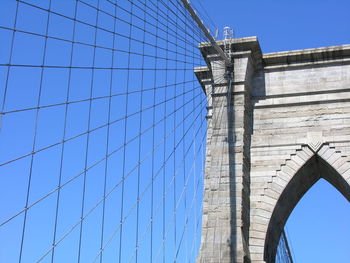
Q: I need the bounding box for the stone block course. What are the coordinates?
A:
[195,37,350,263]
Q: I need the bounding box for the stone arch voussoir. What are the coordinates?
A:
[250,143,350,263]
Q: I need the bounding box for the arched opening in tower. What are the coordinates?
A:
[281,178,350,262]
[264,154,350,263]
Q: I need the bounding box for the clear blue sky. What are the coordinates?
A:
[197,0,350,53]
[196,0,350,262]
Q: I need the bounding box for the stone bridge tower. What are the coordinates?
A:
[195,37,350,263]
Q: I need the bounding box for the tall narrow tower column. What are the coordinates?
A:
[195,37,262,263]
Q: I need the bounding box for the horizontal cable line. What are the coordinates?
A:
[95,111,206,263]
[78,0,203,57]
[1,2,210,261]
[129,131,205,263]
[154,86,230,262]
[1,79,198,115]
[127,112,207,263]
[153,125,207,263]
[0,84,200,168]
[79,0,204,52]
[0,87,204,228]
[167,0,201,25]
[17,0,204,61]
[91,96,208,262]
[134,0,206,41]
[141,0,206,40]
[160,0,202,40]
[0,1,211,262]
[130,0,206,48]
[35,92,207,263]
[2,91,202,235]
[0,25,203,64]
[172,137,205,262]
[0,64,197,71]
[121,0,206,47]
[135,0,206,40]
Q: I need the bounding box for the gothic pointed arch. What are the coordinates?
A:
[263,144,350,262]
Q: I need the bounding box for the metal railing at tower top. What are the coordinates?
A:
[0,0,214,262]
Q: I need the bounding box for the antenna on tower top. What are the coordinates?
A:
[223,26,234,40]
[223,26,234,57]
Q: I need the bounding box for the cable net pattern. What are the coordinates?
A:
[0,0,208,262]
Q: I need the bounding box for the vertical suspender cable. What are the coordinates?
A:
[173,1,179,260]
[135,0,148,261]
[150,0,160,262]
[1,1,19,125]
[118,2,134,263]
[99,0,118,262]
[51,1,79,261]
[19,1,52,261]
[77,1,101,261]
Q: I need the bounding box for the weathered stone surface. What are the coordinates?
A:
[195,37,350,262]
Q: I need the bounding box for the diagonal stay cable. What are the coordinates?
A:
[172,83,207,262]
[159,0,203,41]
[189,192,204,262]
[16,0,204,61]
[129,0,205,52]
[0,0,213,262]
[155,83,228,263]
[79,0,204,53]
[0,86,204,228]
[0,1,210,262]
[0,84,200,168]
[79,0,203,58]
[91,96,209,263]
[172,133,206,262]
[189,38,205,262]
[35,91,208,263]
[126,109,207,263]
[122,0,206,47]
[191,0,217,33]
[0,79,198,115]
[133,0,206,44]
[146,0,206,38]
[152,119,207,263]
[0,25,204,63]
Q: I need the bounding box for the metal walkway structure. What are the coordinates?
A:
[0,1,294,262]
